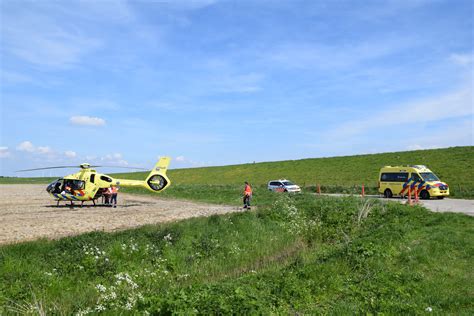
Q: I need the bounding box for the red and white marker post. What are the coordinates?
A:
[408,187,413,206]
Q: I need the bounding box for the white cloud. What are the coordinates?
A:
[0,147,11,158]
[406,144,439,151]
[160,0,217,11]
[1,7,102,68]
[403,119,473,149]
[173,155,207,167]
[0,70,32,84]
[37,146,52,154]
[70,116,106,126]
[65,150,77,158]
[16,141,35,152]
[16,141,56,156]
[213,73,264,93]
[70,99,120,111]
[101,153,128,166]
[449,53,473,66]
[265,37,413,70]
[175,156,186,162]
[328,86,473,139]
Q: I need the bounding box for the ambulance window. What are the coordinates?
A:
[381,173,408,182]
[90,174,95,183]
[412,173,421,182]
[396,173,408,181]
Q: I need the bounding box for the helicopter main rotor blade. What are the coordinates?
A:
[91,165,148,170]
[16,165,148,172]
[16,166,79,172]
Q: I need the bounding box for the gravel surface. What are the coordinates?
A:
[0,184,239,245]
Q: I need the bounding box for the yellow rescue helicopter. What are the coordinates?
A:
[17,157,171,207]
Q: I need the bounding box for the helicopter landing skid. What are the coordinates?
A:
[55,199,101,208]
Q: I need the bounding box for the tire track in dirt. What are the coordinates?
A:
[0,184,240,245]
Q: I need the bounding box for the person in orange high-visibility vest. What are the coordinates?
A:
[243,181,252,210]
[110,183,120,208]
[103,187,112,205]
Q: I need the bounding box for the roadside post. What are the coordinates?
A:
[317,183,321,195]
[408,187,413,206]
[361,184,365,198]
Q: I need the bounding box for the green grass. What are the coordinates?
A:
[2,146,473,198]
[117,146,473,198]
[1,194,473,314]
[123,184,277,206]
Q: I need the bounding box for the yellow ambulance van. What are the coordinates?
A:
[378,165,449,199]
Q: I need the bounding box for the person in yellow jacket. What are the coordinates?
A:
[110,183,120,208]
[243,181,252,210]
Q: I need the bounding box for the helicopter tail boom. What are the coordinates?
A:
[114,157,171,193]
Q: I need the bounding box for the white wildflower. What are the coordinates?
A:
[425,307,433,312]
[95,284,107,292]
[75,307,92,316]
[95,304,106,312]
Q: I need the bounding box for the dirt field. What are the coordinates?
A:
[0,184,239,245]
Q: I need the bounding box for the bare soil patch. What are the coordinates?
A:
[0,184,239,245]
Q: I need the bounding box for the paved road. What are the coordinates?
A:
[318,194,474,216]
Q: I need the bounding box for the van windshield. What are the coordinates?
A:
[282,181,295,186]
[420,172,440,182]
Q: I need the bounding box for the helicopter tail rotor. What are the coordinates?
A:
[145,157,171,192]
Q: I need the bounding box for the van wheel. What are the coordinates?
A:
[420,190,430,200]
[384,189,393,198]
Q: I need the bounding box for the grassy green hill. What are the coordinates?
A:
[2,146,472,197]
[116,146,473,198]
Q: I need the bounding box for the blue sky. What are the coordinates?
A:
[1,0,473,176]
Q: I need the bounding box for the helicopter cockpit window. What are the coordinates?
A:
[100,176,113,183]
[46,179,64,194]
[63,180,85,190]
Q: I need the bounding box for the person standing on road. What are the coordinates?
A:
[110,183,120,208]
[243,181,252,210]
